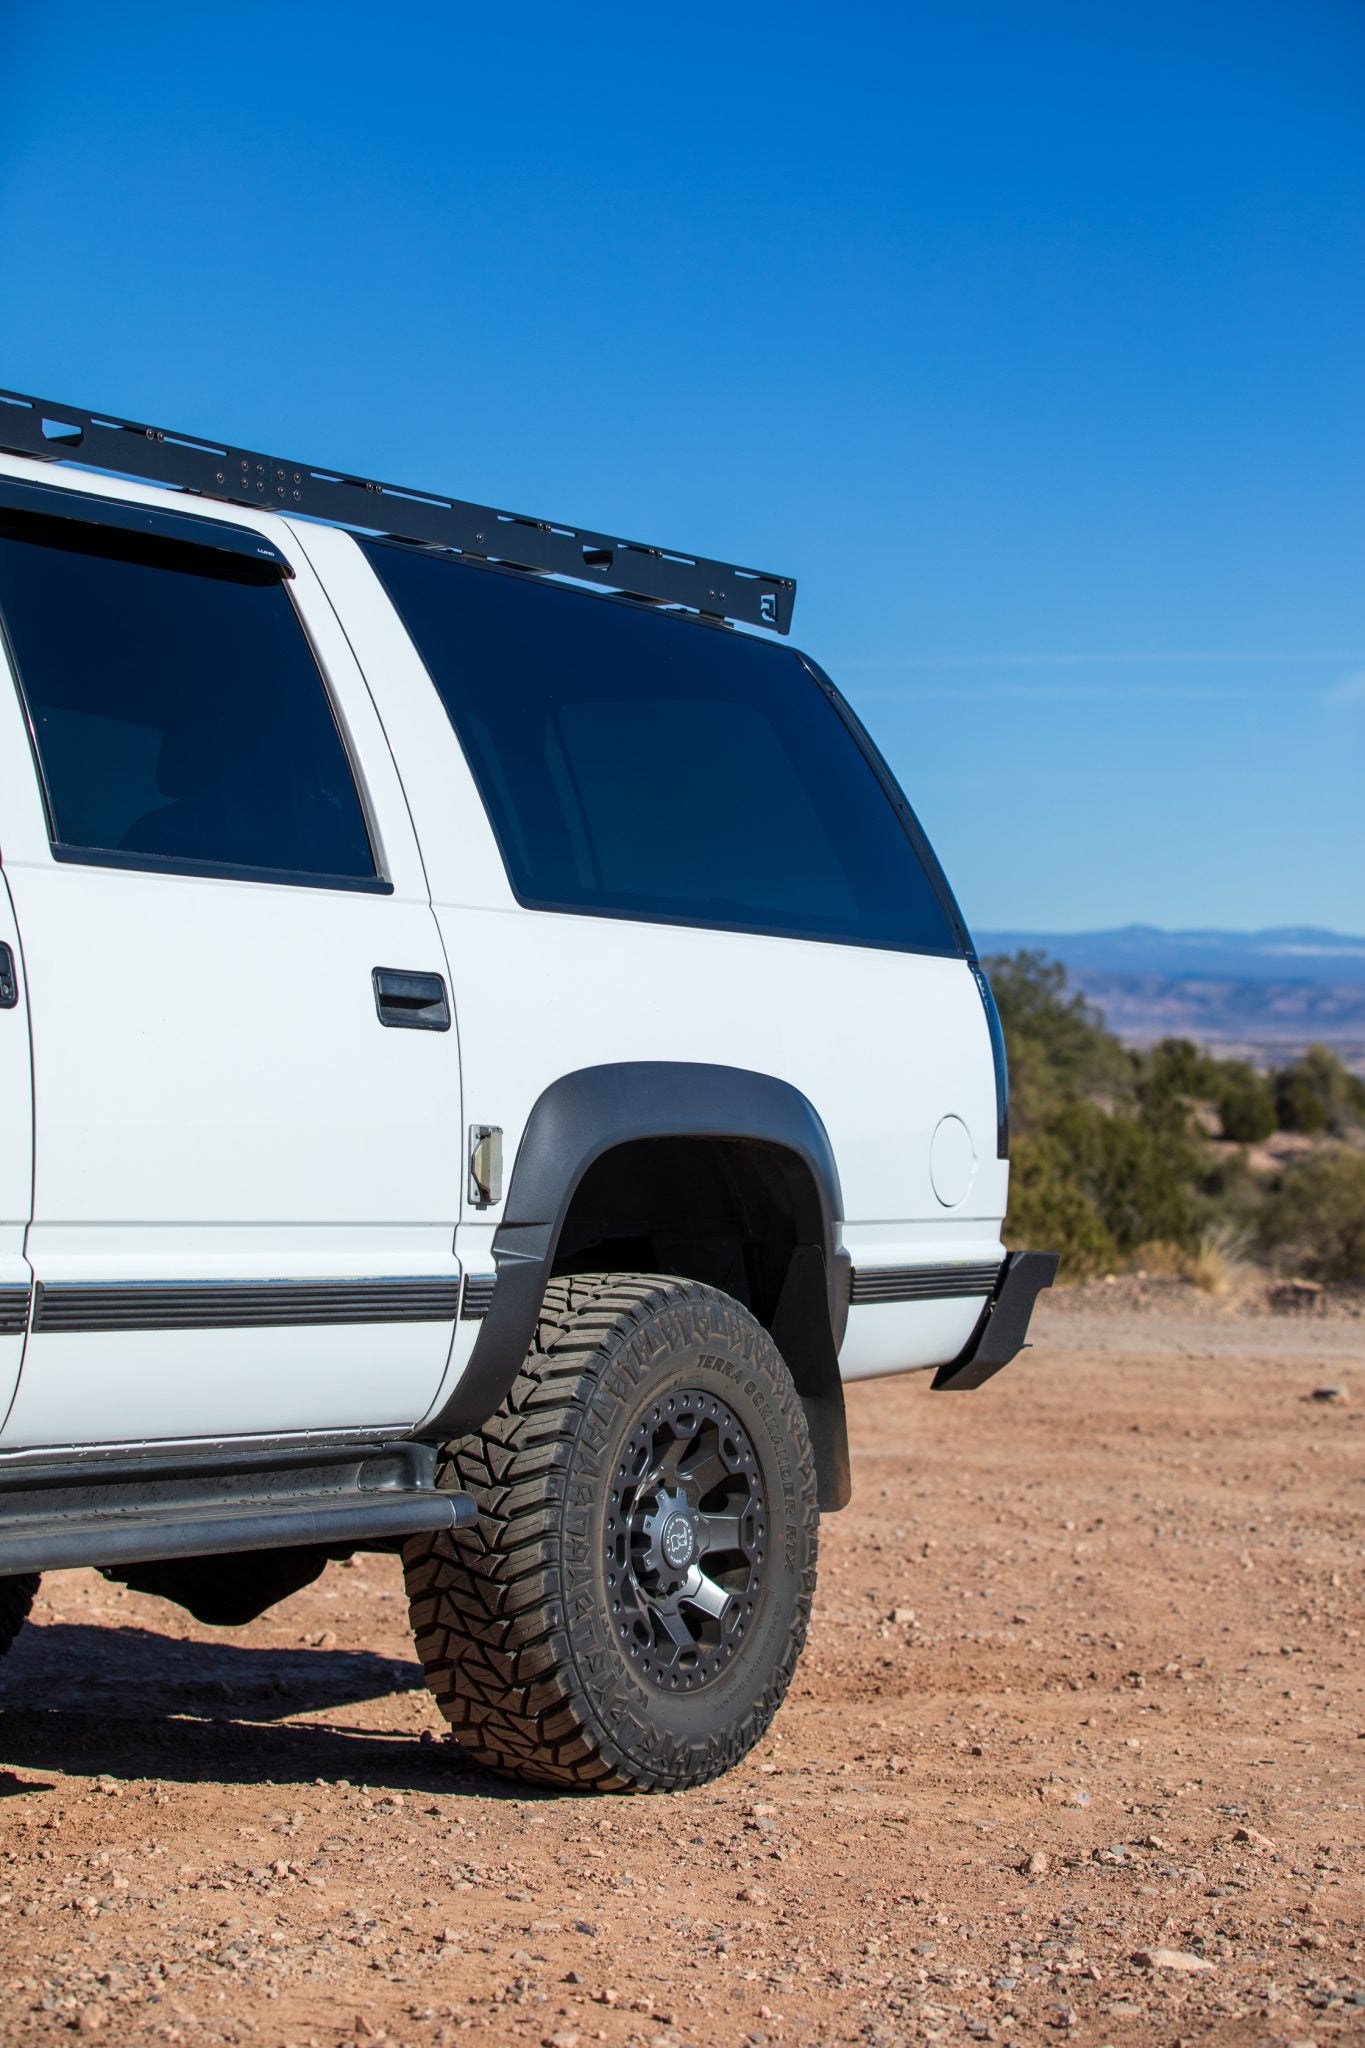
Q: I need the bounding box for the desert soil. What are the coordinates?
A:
[1,1287,1361,2048]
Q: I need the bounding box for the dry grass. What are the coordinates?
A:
[1128,1220,1252,1295]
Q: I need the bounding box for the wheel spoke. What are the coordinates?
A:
[656,1603,697,1651]
[696,1511,743,1556]
[656,1437,686,1483]
[681,1566,731,1621]
[681,1447,730,1497]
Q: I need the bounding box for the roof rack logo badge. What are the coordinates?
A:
[760,592,777,624]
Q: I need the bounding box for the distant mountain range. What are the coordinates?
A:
[974,925,1365,984]
[973,926,1365,1071]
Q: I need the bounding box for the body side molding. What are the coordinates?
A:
[849,1260,1002,1305]
[420,1062,848,1442]
[0,1283,30,1337]
[30,1277,461,1334]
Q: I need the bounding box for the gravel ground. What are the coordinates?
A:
[0,1290,1361,2047]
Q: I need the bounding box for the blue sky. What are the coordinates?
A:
[2,1,1361,935]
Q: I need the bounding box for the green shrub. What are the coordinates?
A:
[1275,1066,1328,1133]
[1214,1062,1277,1143]
[1260,1144,1365,1281]
[1049,1097,1200,1255]
[983,951,1132,1125]
[1003,1128,1118,1278]
[1274,1046,1365,1135]
[1139,1037,1222,1117]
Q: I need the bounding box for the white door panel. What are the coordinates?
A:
[0,868,461,1447]
[0,874,33,1426]
[4,1321,456,1448]
[14,864,457,1240]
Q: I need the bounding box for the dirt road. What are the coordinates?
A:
[1,1287,1361,2046]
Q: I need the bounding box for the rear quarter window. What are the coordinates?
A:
[363,543,963,955]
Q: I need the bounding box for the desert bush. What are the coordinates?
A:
[1214,1061,1277,1143]
[983,951,1132,1124]
[1004,1100,1200,1279]
[1003,1127,1118,1277]
[1274,1045,1365,1135]
[1260,1144,1365,1281]
[1139,1038,1222,1119]
[1275,1065,1328,1133]
[1049,1097,1199,1255]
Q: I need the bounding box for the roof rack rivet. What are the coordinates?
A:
[214,472,224,483]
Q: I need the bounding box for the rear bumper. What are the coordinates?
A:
[931,1250,1058,1391]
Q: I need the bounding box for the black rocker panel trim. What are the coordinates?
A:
[0,1284,30,1337]
[848,1260,1003,1305]
[32,1277,461,1334]
[421,1062,848,1441]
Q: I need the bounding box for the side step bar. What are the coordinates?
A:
[0,1438,476,1576]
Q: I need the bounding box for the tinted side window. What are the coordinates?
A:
[0,520,376,884]
[364,544,961,954]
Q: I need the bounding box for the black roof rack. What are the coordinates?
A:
[0,387,795,635]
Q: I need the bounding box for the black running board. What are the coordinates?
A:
[0,1439,476,1576]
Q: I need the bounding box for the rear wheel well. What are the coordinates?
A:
[552,1136,850,1510]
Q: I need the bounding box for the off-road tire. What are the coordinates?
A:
[404,1274,819,1791]
[0,1573,38,1656]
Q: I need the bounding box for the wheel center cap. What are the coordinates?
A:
[660,1511,697,1570]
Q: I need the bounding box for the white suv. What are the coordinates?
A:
[0,390,1054,1791]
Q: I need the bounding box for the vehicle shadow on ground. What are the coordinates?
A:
[0,1620,425,1719]
[0,1620,530,1797]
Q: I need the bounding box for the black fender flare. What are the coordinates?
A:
[421,1062,850,1474]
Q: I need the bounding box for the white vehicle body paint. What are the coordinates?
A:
[0,448,1016,1456]
[291,524,1010,1408]
[0,870,34,1426]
